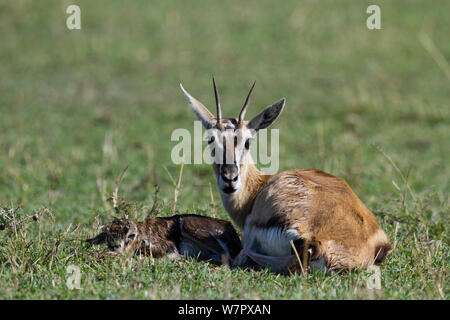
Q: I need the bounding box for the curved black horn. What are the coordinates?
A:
[238,81,256,122]
[212,75,222,122]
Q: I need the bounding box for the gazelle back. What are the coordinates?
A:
[180,77,391,273]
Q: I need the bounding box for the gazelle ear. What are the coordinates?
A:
[180,84,215,129]
[248,98,285,131]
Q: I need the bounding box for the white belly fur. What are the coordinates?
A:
[242,219,328,273]
[243,223,300,257]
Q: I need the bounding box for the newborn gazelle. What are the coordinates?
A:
[180,77,391,273]
[86,214,242,265]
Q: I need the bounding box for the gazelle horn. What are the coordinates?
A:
[238,81,256,123]
[212,75,222,122]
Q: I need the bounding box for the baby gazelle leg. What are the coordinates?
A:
[91,250,122,261]
[166,252,183,260]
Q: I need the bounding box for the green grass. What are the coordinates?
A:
[0,0,448,299]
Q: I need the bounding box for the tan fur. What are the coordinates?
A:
[213,156,273,229]
[233,163,391,271]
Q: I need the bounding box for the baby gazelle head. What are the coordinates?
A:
[87,218,140,255]
[180,77,285,194]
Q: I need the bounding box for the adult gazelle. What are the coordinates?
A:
[180,77,391,273]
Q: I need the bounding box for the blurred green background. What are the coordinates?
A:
[0,0,448,299]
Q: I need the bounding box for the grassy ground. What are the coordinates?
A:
[0,0,448,299]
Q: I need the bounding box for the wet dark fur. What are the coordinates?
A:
[86,214,242,264]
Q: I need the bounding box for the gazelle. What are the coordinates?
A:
[180,77,391,273]
[86,214,242,264]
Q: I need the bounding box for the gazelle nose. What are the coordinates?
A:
[221,164,239,183]
[222,174,238,183]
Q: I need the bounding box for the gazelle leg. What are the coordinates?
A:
[233,247,296,273]
[235,246,328,274]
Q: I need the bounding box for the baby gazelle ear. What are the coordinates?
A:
[247,98,285,132]
[86,232,107,245]
[180,84,215,129]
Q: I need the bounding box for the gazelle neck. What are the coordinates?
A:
[218,156,273,230]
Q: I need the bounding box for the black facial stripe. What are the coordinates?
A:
[245,138,250,150]
[222,136,226,164]
[233,136,237,165]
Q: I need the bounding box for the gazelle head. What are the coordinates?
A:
[86,218,140,255]
[180,77,285,195]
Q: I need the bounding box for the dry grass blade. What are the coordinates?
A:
[113,165,129,215]
[209,181,216,218]
[172,159,184,215]
[419,29,450,81]
[302,239,309,275]
[290,240,306,276]
[147,184,160,217]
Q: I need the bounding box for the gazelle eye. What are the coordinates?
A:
[128,234,136,240]
[245,139,250,150]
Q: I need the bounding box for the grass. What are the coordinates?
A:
[0,0,448,299]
